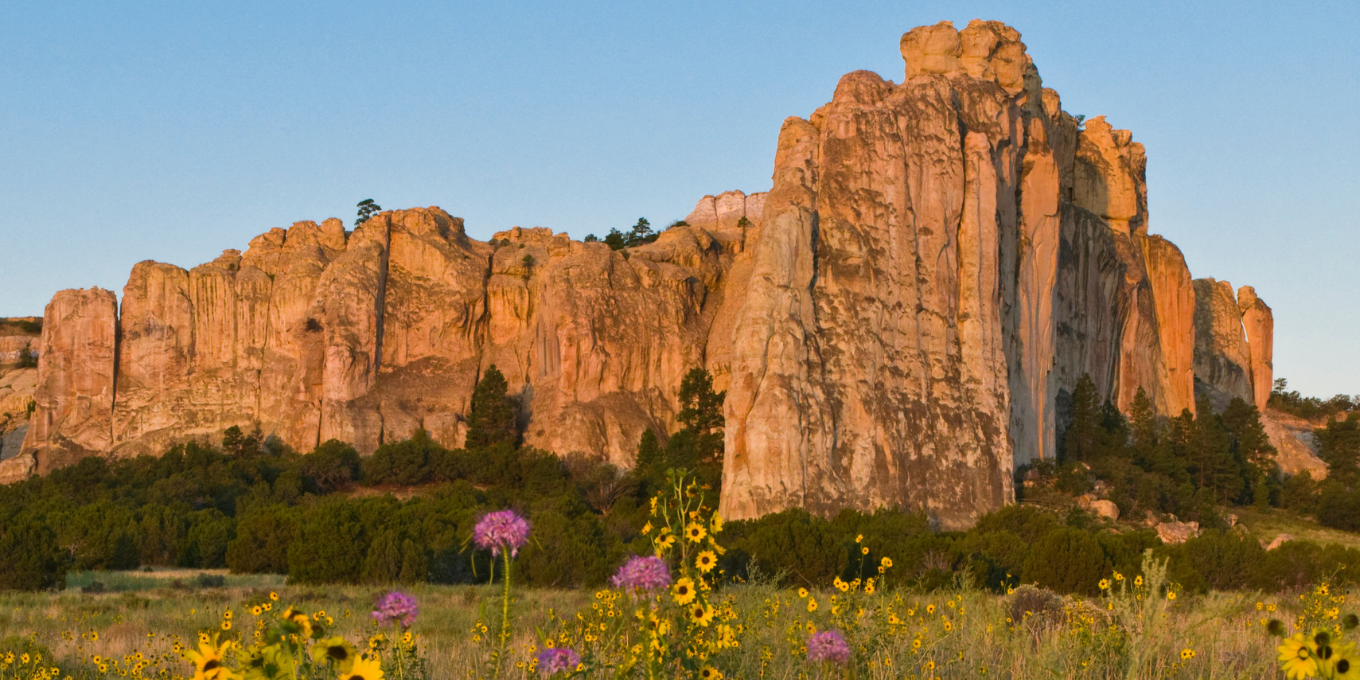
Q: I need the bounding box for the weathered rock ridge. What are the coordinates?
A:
[19,20,1277,529]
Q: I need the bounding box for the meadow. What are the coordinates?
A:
[0,566,1317,680]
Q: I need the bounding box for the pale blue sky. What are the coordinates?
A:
[2,1,1356,397]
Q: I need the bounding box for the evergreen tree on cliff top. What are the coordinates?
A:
[465,365,519,449]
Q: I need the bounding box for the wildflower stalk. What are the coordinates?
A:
[472,508,530,680]
[493,549,513,680]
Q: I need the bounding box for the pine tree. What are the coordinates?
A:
[1317,413,1360,485]
[465,365,520,450]
[1221,397,1278,505]
[1062,375,1104,463]
[1188,394,1242,504]
[671,368,726,488]
[1128,388,1158,468]
[1098,398,1130,457]
[634,429,662,473]
[355,199,382,227]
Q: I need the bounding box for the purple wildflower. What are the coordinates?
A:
[610,555,671,593]
[474,509,531,557]
[806,630,850,665]
[536,648,581,675]
[371,591,419,627]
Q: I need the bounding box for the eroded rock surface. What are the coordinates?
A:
[1192,278,1275,414]
[24,203,764,471]
[20,20,1280,527]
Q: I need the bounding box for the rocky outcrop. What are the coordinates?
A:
[19,20,1279,527]
[1263,408,1329,479]
[23,205,762,471]
[1156,520,1200,544]
[1192,278,1275,413]
[22,288,118,473]
[1238,286,1274,413]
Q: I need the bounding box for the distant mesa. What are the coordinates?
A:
[4,20,1296,528]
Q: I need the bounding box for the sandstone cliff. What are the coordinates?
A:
[0,318,41,481]
[18,20,1282,527]
[21,199,765,474]
[1192,278,1274,413]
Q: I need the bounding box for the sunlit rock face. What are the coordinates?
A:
[22,203,765,472]
[719,20,1219,528]
[21,20,1277,528]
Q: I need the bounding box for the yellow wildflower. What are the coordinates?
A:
[672,578,697,605]
[1278,634,1319,680]
[339,656,383,680]
[685,522,707,543]
[696,550,717,573]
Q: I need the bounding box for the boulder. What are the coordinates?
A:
[1091,500,1120,521]
[1265,533,1294,551]
[1156,520,1200,544]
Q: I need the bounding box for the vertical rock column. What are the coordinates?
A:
[1192,278,1254,410]
[1141,236,1197,415]
[1237,286,1274,413]
[21,288,119,473]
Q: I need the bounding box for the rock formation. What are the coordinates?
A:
[22,202,763,474]
[18,20,1280,529]
[1192,278,1274,413]
[0,318,41,471]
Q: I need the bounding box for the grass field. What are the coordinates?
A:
[1234,506,1360,552]
[0,566,1322,679]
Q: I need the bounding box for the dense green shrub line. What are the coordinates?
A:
[3,369,1360,596]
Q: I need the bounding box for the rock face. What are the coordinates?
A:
[1238,286,1274,413]
[720,20,1216,527]
[23,289,118,474]
[23,206,763,472]
[19,20,1279,527]
[1192,278,1274,413]
[0,319,41,463]
[1263,408,1329,479]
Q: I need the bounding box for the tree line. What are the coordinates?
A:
[2,369,1360,597]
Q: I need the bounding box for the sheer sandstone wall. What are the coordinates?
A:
[19,20,1277,527]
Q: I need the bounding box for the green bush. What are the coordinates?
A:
[723,509,844,587]
[1021,527,1110,595]
[1165,530,1265,593]
[0,515,70,591]
[179,508,233,568]
[302,440,361,492]
[287,498,368,584]
[225,504,297,574]
[515,509,618,587]
[1317,484,1360,531]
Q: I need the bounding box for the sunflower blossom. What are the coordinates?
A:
[1279,633,1320,679]
[339,656,383,680]
[474,510,531,557]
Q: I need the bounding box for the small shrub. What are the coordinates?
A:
[1317,485,1360,531]
[195,573,226,588]
[1021,527,1110,595]
[1007,584,1064,629]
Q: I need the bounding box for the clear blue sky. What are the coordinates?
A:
[2,1,1356,398]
